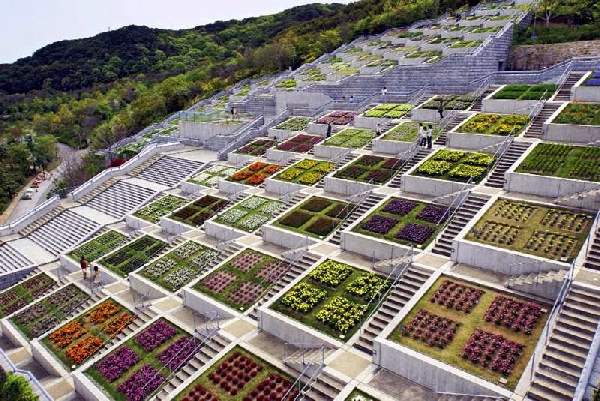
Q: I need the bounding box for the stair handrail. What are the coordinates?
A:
[436,391,507,400]
[585,209,600,260]
[573,300,600,401]
[0,348,53,401]
[555,59,575,91]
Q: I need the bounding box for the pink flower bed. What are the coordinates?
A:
[277,134,323,153]
[317,111,356,125]
[484,295,543,335]
[248,374,299,400]
[180,384,219,401]
[209,352,263,396]
[462,329,524,375]
[202,271,237,292]
[257,261,291,284]
[228,282,264,306]
[431,280,484,314]
[135,319,177,352]
[402,309,458,349]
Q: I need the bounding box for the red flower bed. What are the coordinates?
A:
[402,310,458,349]
[231,251,263,272]
[181,384,219,401]
[277,134,323,153]
[248,162,267,172]
[245,374,299,400]
[257,261,291,284]
[209,352,263,395]
[462,329,524,375]
[431,280,484,314]
[484,295,543,335]
[202,272,237,293]
[317,111,356,125]
[228,282,265,306]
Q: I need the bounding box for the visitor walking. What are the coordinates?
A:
[376,123,382,137]
[230,105,236,120]
[349,95,355,103]
[381,86,388,100]
[418,124,427,147]
[326,123,333,138]
[92,265,100,285]
[426,124,433,149]
[80,256,88,281]
[437,98,447,120]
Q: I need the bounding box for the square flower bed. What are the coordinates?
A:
[140,241,220,292]
[42,299,136,369]
[553,103,600,126]
[317,111,357,125]
[277,134,323,153]
[275,196,352,238]
[194,249,293,312]
[133,195,187,224]
[275,116,311,131]
[272,259,390,340]
[11,284,90,339]
[515,143,600,182]
[169,195,230,228]
[389,276,548,389]
[188,165,237,188]
[466,198,593,262]
[86,318,196,401]
[323,128,374,148]
[492,84,557,100]
[234,138,276,156]
[173,346,298,401]
[364,103,413,119]
[413,149,495,184]
[227,161,281,186]
[0,273,57,318]
[215,196,283,233]
[353,197,449,248]
[100,235,168,277]
[274,159,335,186]
[382,122,441,142]
[334,155,403,185]
[69,230,128,262]
[420,95,474,111]
[457,113,530,136]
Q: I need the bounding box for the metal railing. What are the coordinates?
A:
[281,342,329,401]
[0,349,53,401]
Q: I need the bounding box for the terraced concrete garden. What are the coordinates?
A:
[413,149,495,183]
[69,230,128,262]
[353,197,449,247]
[173,346,298,401]
[492,84,557,100]
[140,241,220,292]
[234,138,276,156]
[382,121,441,142]
[389,277,549,389]
[275,116,311,131]
[323,128,374,149]
[85,318,198,401]
[553,103,600,126]
[515,143,600,182]
[364,103,413,119]
[277,134,323,153]
[334,155,403,185]
[11,284,90,339]
[274,196,352,239]
[466,198,593,262]
[99,235,168,277]
[318,111,357,125]
[274,159,335,186]
[133,195,187,223]
[42,299,136,369]
[0,273,57,318]
[272,259,390,340]
[187,165,237,187]
[194,249,292,312]
[215,196,283,233]
[169,195,230,228]
[227,161,281,186]
[457,113,530,136]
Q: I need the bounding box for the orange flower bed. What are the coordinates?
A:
[248,161,267,172]
[103,312,134,336]
[231,170,253,181]
[247,173,267,186]
[66,335,103,365]
[263,164,280,174]
[89,300,121,325]
[50,321,87,349]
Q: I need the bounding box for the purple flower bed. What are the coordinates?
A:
[383,199,417,216]
[362,215,397,234]
[158,337,200,370]
[96,346,139,382]
[117,364,165,401]
[396,224,433,244]
[417,204,449,223]
[135,320,177,352]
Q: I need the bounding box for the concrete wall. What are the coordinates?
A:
[572,85,600,103]
[129,273,169,300]
[217,179,248,196]
[262,225,316,250]
[275,91,332,115]
[268,128,302,141]
[354,116,395,130]
[446,132,507,150]
[306,122,329,136]
[481,98,539,115]
[258,307,338,348]
[544,123,600,144]
[179,120,244,141]
[506,171,600,199]
[372,138,413,155]
[313,144,352,161]
[73,371,111,401]
[182,287,235,320]
[324,176,377,196]
[31,338,69,377]
[411,108,443,122]
[265,148,298,164]
[228,152,257,168]
[125,214,152,231]
[203,220,245,242]
[341,231,413,261]
[402,174,473,197]
[264,178,305,196]
[159,217,193,236]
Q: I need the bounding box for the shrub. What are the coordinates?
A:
[306,217,338,236]
[279,211,312,228]
[301,197,332,213]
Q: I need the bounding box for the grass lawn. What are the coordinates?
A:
[466,198,593,262]
[515,143,600,182]
[323,128,374,149]
[389,276,549,390]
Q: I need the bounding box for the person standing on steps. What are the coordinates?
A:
[437,97,447,120]
[376,123,382,137]
[80,255,88,281]
[230,105,236,120]
[326,122,333,138]
[426,124,433,149]
[418,123,427,147]
[381,86,388,101]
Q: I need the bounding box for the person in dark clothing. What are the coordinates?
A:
[80,256,88,280]
[326,123,333,138]
[426,124,433,149]
[437,98,447,120]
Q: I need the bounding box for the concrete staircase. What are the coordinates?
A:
[387,148,433,189]
[553,72,587,102]
[435,112,472,146]
[523,103,561,139]
[130,155,204,187]
[507,270,567,300]
[283,355,346,401]
[18,205,66,237]
[328,193,386,246]
[85,180,157,218]
[28,209,101,256]
[483,141,531,188]
[431,194,490,257]
[583,225,600,271]
[353,266,432,354]
[527,283,600,401]
[469,86,501,112]
[0,242,33,273]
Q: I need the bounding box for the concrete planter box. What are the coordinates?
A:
[422,28,442,36]
[306,122,329,136]
[129,273,170,299]
[125,214,152,230]
[179,120,244,142]
[31,339,69,377]
[354,115,395,130]
[262,225,317,250]
[264,178,306,196]
[74,371,112,401]
[180,180,209,196]
[203,220,246,242]
[265,148,299,164]
[372,138,413,155]
[159,216,193,236]
[324,176,378,196]
[217,179,248,196]
[411,107,444,122]
[60,254,80,273]
[401,57,426,66]
[312,144,352,161]
[402,174,474,197]
[441,30,465,39]
[481,98,539,115]
[506,171,600,200]
[543,122,600,144]
[0,318,29,350]
[337,53,356,63]
[341,230,415,261]
[267,128,302,141]
[420,42,446,52]
[182,287,236,320]
[443,46,473,56]
[572,85,600,103]
[446,132,507,150]
[228,152,257,168]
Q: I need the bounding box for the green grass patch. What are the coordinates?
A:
[516,143,600,182]
[554,103,600,126]
[364,103,413,119]
[382,121,441,142]
[324,128,374,148]
[69,230,128,262]
[492,84,556,100]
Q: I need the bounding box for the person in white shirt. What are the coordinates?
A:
[381,86,388,99]
[418,124,427,147]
